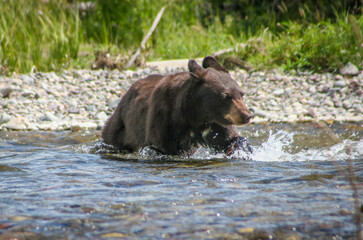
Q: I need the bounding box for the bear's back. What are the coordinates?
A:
[116,72,190,150]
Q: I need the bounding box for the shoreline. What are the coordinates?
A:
[0,63,362,131]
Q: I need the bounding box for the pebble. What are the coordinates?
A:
[108,99,121,109]
[2,117,27,130]
[86,105,97,112]
[22,89,36,98]
[353,104,363,114]
[69,108,80,114]
[71,121,98,131]
[0,66,362,131]
[0,87,12,98]
[318,85,329,93]
[340,62,359,76]
[0,113,12,124]
[273,89,284,96]
[308,86,316,94]
[96,111,108,122]
[333,80,346,88]
[40,112,58,122]
[252,109,268,118]
[334,101,342,108]
[342,100,352,109]
[20,75,35,84]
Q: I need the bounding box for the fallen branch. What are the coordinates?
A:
[125,6,165,69]
[212,43,247,57]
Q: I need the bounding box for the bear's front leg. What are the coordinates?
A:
[203,123,252,155]
[226,136,253,156]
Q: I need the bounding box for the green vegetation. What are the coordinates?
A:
[234,14,363,71]
[0,0,81,73]
[0,0,361,74]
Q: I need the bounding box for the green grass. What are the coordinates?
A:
[0,0,81,74]
[0,0,361,74]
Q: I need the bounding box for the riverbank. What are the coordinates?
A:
[0,62,362,131]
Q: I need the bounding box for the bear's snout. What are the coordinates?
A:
[224,98,252,125]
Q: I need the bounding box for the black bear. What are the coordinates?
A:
[102,56,253,156]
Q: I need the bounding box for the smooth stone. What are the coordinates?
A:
[108,99,121,109]
[339,87,349,94]
[85,105,97,112]
[37,122,57,130]
[0,87,13,98]
[69,108,80,114]
[143,68,151,75]
[329,87,342,92]
[333,80,346,88]
[2,117,27,130]
[301,82,308,89]
[96,111,108,121]
[340,62,359,76]
[252,109,268,118]
[334,74,344,80]
[287,114,298,121]
[20,75,34,84]
[355,89,362,96]
[321,85,330,93]
[334,101,342,108]
[40,112,58,121]
[22,89,35,98]
[308,86,316,94]
[353,104,363,113]
[273,89,284,96]
[71,121,97,131]
[307,99,320,107]
[6,99,18,106]
[324,100,334,107]
[124,70,134,78]
[342,100,352,109]
[0,113,12,124]
[37,98,48,105]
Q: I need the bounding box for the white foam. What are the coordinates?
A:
[248,130,294,162]
[231,130,363,162]
[293,138,363,162]
[191,147,226,160]
[76,131,363,162]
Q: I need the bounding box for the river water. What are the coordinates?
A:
[0,123,362,239]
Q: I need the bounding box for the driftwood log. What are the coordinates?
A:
[125,7,165,69]
[212,43,246,57]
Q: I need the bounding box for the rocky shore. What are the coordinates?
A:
[0,63,362,131]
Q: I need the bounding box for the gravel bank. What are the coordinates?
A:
[0,65,362,131]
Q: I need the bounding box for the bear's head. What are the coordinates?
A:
[187,56,252,126]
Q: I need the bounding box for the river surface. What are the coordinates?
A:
[0,123,362,240]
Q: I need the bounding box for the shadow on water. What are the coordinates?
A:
[0,123,362,239]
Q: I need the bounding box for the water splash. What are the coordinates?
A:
[229,130,363,162]
[246,130,294,162]
[73,130,362,162]
[191,147,226,160]
[145,131,293,161]
[294,139,363,162]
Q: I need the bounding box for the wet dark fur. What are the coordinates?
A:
[102,56,252,155]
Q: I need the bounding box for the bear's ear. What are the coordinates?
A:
[188,59,206,79]
[202,56,228,73]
